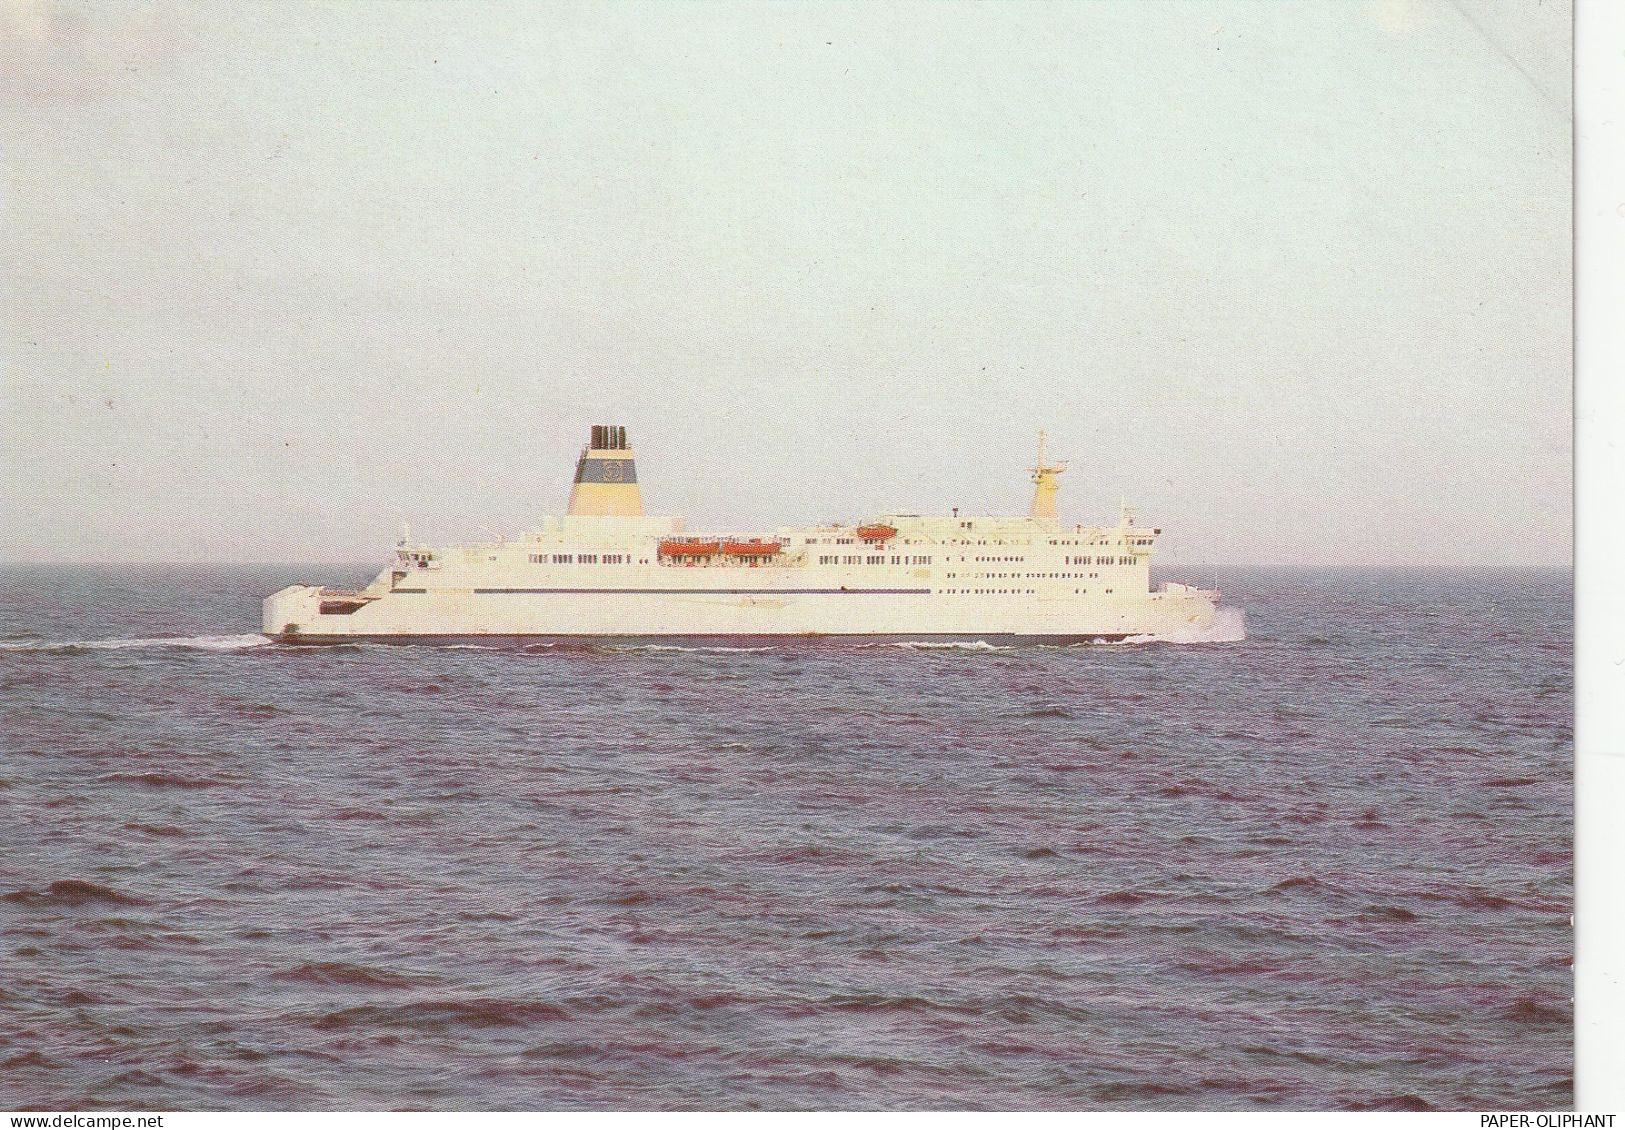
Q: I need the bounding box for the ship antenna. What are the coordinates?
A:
[1028,429,1068,520]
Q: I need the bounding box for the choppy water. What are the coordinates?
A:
[0,565,1570,1110]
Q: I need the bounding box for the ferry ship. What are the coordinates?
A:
[263,425,1225,644]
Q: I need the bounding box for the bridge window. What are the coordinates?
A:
[552,554,572,564]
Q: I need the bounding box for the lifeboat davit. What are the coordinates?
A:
[857,523,897,542]
[723,540,780,556]
[659,539,720,556]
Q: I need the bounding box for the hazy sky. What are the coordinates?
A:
[1,0,1570,568]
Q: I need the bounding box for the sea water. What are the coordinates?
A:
[0,565,1570,1110]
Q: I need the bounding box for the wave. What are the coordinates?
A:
[1504,997,1568,1026]
[1456,891,1516,911]
[331,807,389,821]
[1123,606,1248,645]
[1362,904,1419,921]
[3,879,145,907]
[313,998,572,1031]
[818,992,980,1017]
[124,822,187,838]
[606,644,778,653]
[1093,1081,1196,1101]
[274,961,421,988]
[1095,890,1148,906]
[871,640,1014,652]
[1347,1096,1436,1112]
[97,771,228,789]
[0,633,271,652]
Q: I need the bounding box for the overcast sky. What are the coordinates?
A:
[1,0,1569,568]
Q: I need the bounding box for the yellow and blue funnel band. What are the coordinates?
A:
[567,425,644,515]
[574,455,638,484]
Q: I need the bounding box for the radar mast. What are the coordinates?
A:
[1029,430,1068,520]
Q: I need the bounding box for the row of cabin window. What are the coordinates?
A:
[816,554,935,566]
[1048,538,1148,547]
[940,588,1114,595]
[529,553,632,565]
[948,572,1102,580]
[807,532,1125,549]
[952,552,1134,562]
[805,537,927,547]
[801,534,1146,549]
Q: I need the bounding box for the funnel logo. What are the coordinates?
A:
[599,460,625,483]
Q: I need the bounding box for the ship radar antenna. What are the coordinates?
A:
[1028,429,1068,521]
[1119,495,1137,528]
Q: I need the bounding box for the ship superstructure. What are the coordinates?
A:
[264,425,1223,643]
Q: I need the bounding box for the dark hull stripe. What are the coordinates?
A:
[270,632,1134,647]
[393,587,932,596]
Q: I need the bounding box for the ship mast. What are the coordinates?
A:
[1028,430,1068,520]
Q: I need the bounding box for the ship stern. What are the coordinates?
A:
[262,584,324,640]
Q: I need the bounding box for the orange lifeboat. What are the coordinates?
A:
[724,540,780,556]
[857,523,897,542]
[659,539,720,556]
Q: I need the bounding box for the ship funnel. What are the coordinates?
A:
[1028,430,1067,521]
[567,423,643,516]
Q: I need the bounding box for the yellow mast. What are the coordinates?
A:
[1028,430,1068,520]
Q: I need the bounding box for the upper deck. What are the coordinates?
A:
[371,425,1166,600]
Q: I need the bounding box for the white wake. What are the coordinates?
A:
[1122,606,1247,645]
[874,640,1015,652]
[607,644,779,653]
[0,633,272,652]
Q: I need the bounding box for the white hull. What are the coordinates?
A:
[264,577,1221,642]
